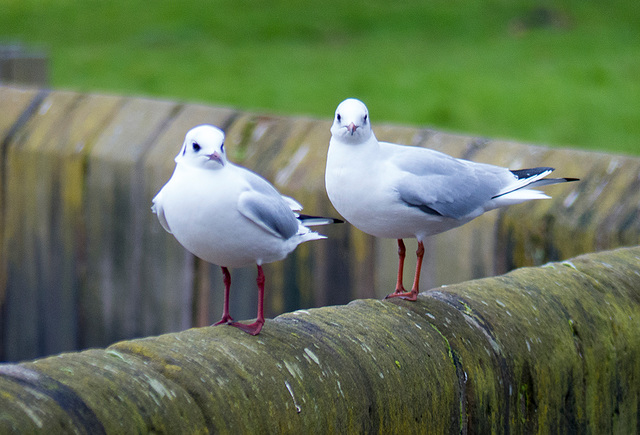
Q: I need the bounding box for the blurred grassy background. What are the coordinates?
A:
[1,0,638,154]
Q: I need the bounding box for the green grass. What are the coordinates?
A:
[1,0,639,154]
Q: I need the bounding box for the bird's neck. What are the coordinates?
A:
[176,161,225,175]
[331,131,379,152]
[327,134,379,178]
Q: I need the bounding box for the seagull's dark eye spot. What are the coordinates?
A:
[192,142,201,152]
[337,114,341,122]
[364,114,368,123]
[220,143,225,153]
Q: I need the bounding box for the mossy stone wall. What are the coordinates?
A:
[1,246,639,433]
[1,85,639,362]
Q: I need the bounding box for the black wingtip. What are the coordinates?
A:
[510,167,554,179]
[320,217,345,224]
[297,214,344,226]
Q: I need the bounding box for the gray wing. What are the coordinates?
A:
[237,172,299,239]
[387,144,507,219]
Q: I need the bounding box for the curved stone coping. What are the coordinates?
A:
[1,245,638,433]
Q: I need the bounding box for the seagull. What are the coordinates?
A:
[325,98,578,301]
[152,125,342,335]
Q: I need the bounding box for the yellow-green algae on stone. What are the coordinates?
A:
[422,246,640,433]
[0,246,639,433]
[111,300,459,434]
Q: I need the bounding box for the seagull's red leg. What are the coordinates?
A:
[229,265,265,335]
[214,266,234,325]
[395,239,407,293]
[405,241,424,301]
[386,240,423,301]
[385,239,408,299]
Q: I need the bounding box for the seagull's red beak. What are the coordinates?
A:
[208,152,224,165]
[347,122,357,135]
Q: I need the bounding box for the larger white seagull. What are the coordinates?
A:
[325,98,578,301]
[153,125,341,335]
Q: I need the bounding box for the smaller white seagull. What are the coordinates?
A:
[326,98,578,301]
[153,125,341,335]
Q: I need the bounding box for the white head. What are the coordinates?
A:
[330,98,373,144]
[175,124,227,169]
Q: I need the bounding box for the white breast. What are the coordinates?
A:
[159,165,292,267]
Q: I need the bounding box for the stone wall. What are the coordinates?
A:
[1,85,639,362]
[1,246,638,433]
